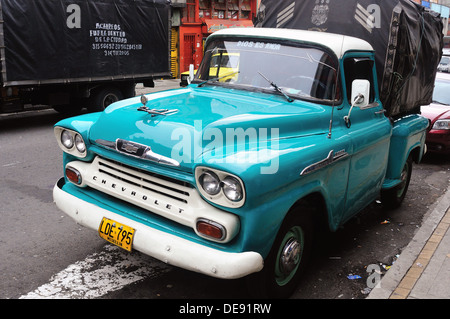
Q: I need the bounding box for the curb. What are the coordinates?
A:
[367,183,450,299]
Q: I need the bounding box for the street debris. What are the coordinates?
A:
[361,287,372,295]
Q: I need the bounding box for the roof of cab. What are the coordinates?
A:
[208,28,374,58]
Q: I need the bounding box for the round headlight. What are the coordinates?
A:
[222,176,243,202]
[199,171,221,195]
[75,134,86,153]
[61,130,74,149]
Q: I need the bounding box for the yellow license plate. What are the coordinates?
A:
[98,217,135,252]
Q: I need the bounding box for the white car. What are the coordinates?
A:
[438,56,450,73]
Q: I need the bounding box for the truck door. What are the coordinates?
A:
[341,55,392,221]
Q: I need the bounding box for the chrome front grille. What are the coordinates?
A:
[97,158,191,204]
[68,156,196,227]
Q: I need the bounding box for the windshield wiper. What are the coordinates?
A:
[258,71,294,103]
[197,71,240,87]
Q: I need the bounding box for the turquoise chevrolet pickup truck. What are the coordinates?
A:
[53,28,429,298]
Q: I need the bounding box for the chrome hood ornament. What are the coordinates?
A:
[137,94,178,117]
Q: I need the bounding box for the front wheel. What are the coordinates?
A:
[381,155,413,210]
[246,211,313,298]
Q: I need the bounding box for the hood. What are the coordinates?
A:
[89,86,329,170]
[421,103,450,124]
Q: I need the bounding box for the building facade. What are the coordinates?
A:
[171,0,257,78]
[170,1,449,77]
[412,0,450,34]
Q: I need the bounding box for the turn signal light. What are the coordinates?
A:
[65,166,82,185]
[196,219,226,241]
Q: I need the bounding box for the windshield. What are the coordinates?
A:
[193,38,340,103]
[433,79,450,105]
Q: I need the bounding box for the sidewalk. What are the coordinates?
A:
[368,184,450,299]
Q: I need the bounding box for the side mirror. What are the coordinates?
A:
[344,79,371,128]
[188,64,195,84]
[351,79,370,108]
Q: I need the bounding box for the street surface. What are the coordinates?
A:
[1,80,450,300]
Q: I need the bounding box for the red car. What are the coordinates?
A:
[421,72,450,153]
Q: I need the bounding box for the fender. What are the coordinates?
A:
[383,114,428,189]
[233,177,332,258]
[55,113,102,168]
[213,142,350,257]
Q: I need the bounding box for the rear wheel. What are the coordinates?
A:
[88,87,123,112]
[246,209,313,298]
[381,155,413,209]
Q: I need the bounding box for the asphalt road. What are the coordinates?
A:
[1,80,450,301]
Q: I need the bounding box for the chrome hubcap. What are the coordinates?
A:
[275,225,304,286]
[280,237,301,274]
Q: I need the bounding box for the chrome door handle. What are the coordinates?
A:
[375,109,386,115]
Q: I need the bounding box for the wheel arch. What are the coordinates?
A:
[409,144,424,164]
[284,191,330,236]
[245,191,330,298]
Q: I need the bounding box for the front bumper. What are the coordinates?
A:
[53,178,264,279]
[426,130,450,153]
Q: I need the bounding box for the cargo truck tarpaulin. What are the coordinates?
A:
[255,0,443,118]
[0,0,170,86]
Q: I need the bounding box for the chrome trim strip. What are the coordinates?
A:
[95,139,116,149]
[300,149,349,176]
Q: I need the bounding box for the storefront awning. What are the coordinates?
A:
[203,19,253,34]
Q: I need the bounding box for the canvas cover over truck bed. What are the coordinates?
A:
[0,0,171,87]
[254,0,443,118]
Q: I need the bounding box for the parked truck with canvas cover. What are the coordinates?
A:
[0,0,170,114]
[52,1,442,298]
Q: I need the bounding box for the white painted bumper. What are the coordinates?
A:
[53,179,264,279]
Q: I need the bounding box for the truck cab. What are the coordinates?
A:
[53,28,428,298]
